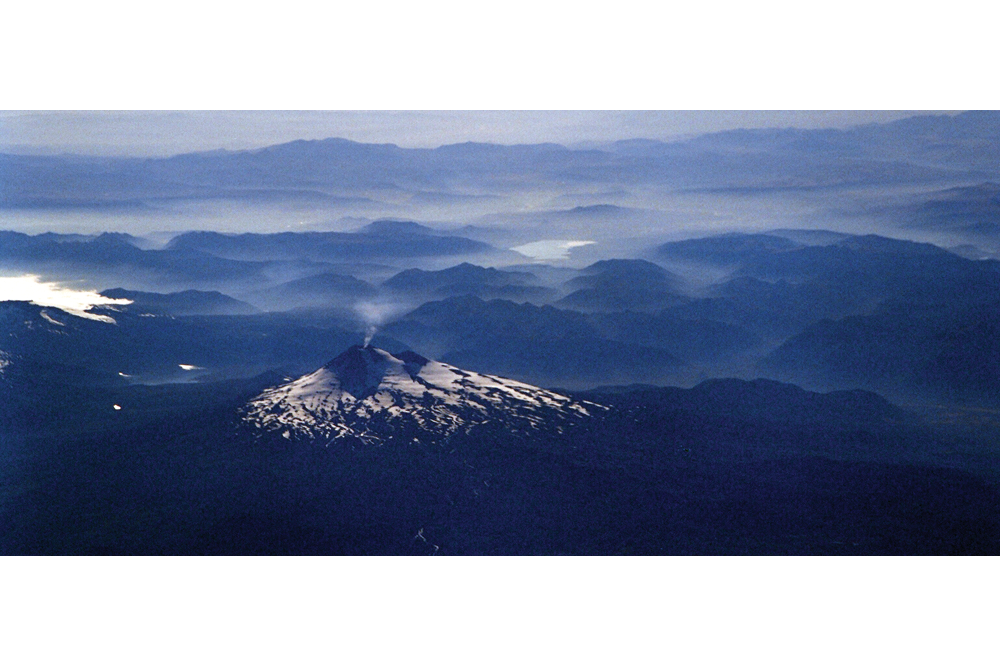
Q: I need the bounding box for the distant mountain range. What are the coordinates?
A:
[556,259,688,312]
[3,111,998,209]
[99,288,257,316]
[864,182,1000,238]
[0,224,494,293]
[9,223,999,401]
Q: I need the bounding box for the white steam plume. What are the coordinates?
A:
[354,299,412,347]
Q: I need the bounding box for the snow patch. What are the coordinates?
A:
[40,310,65,326]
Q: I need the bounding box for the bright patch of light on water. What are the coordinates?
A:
[178,364,203,371]
[0,274,131,322]
[511,240,595,261]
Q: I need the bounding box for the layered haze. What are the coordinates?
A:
[5,111,1000,389]
[3,110,1000,555]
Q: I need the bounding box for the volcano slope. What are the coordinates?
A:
[241,345,597,443]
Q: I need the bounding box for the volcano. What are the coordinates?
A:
[242,345,599,442]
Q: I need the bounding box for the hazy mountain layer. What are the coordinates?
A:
[762,299,1000,404]
[99,288,258,316]
[166,226,492,262]
[5,112,996,212]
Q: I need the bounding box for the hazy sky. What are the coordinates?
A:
[0,111,955,157]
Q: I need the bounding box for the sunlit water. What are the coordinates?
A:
[0,275,132,323]
[511,240,596,261]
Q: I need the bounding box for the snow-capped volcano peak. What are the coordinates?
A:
[321,345,431,400]
[242,345,597,442]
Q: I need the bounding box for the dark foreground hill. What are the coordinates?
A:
[2,358,996,555]
[761,298,1000,405]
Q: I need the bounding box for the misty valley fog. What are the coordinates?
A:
[3,111,1000,555]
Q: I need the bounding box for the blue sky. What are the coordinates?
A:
[0,111,953,157]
